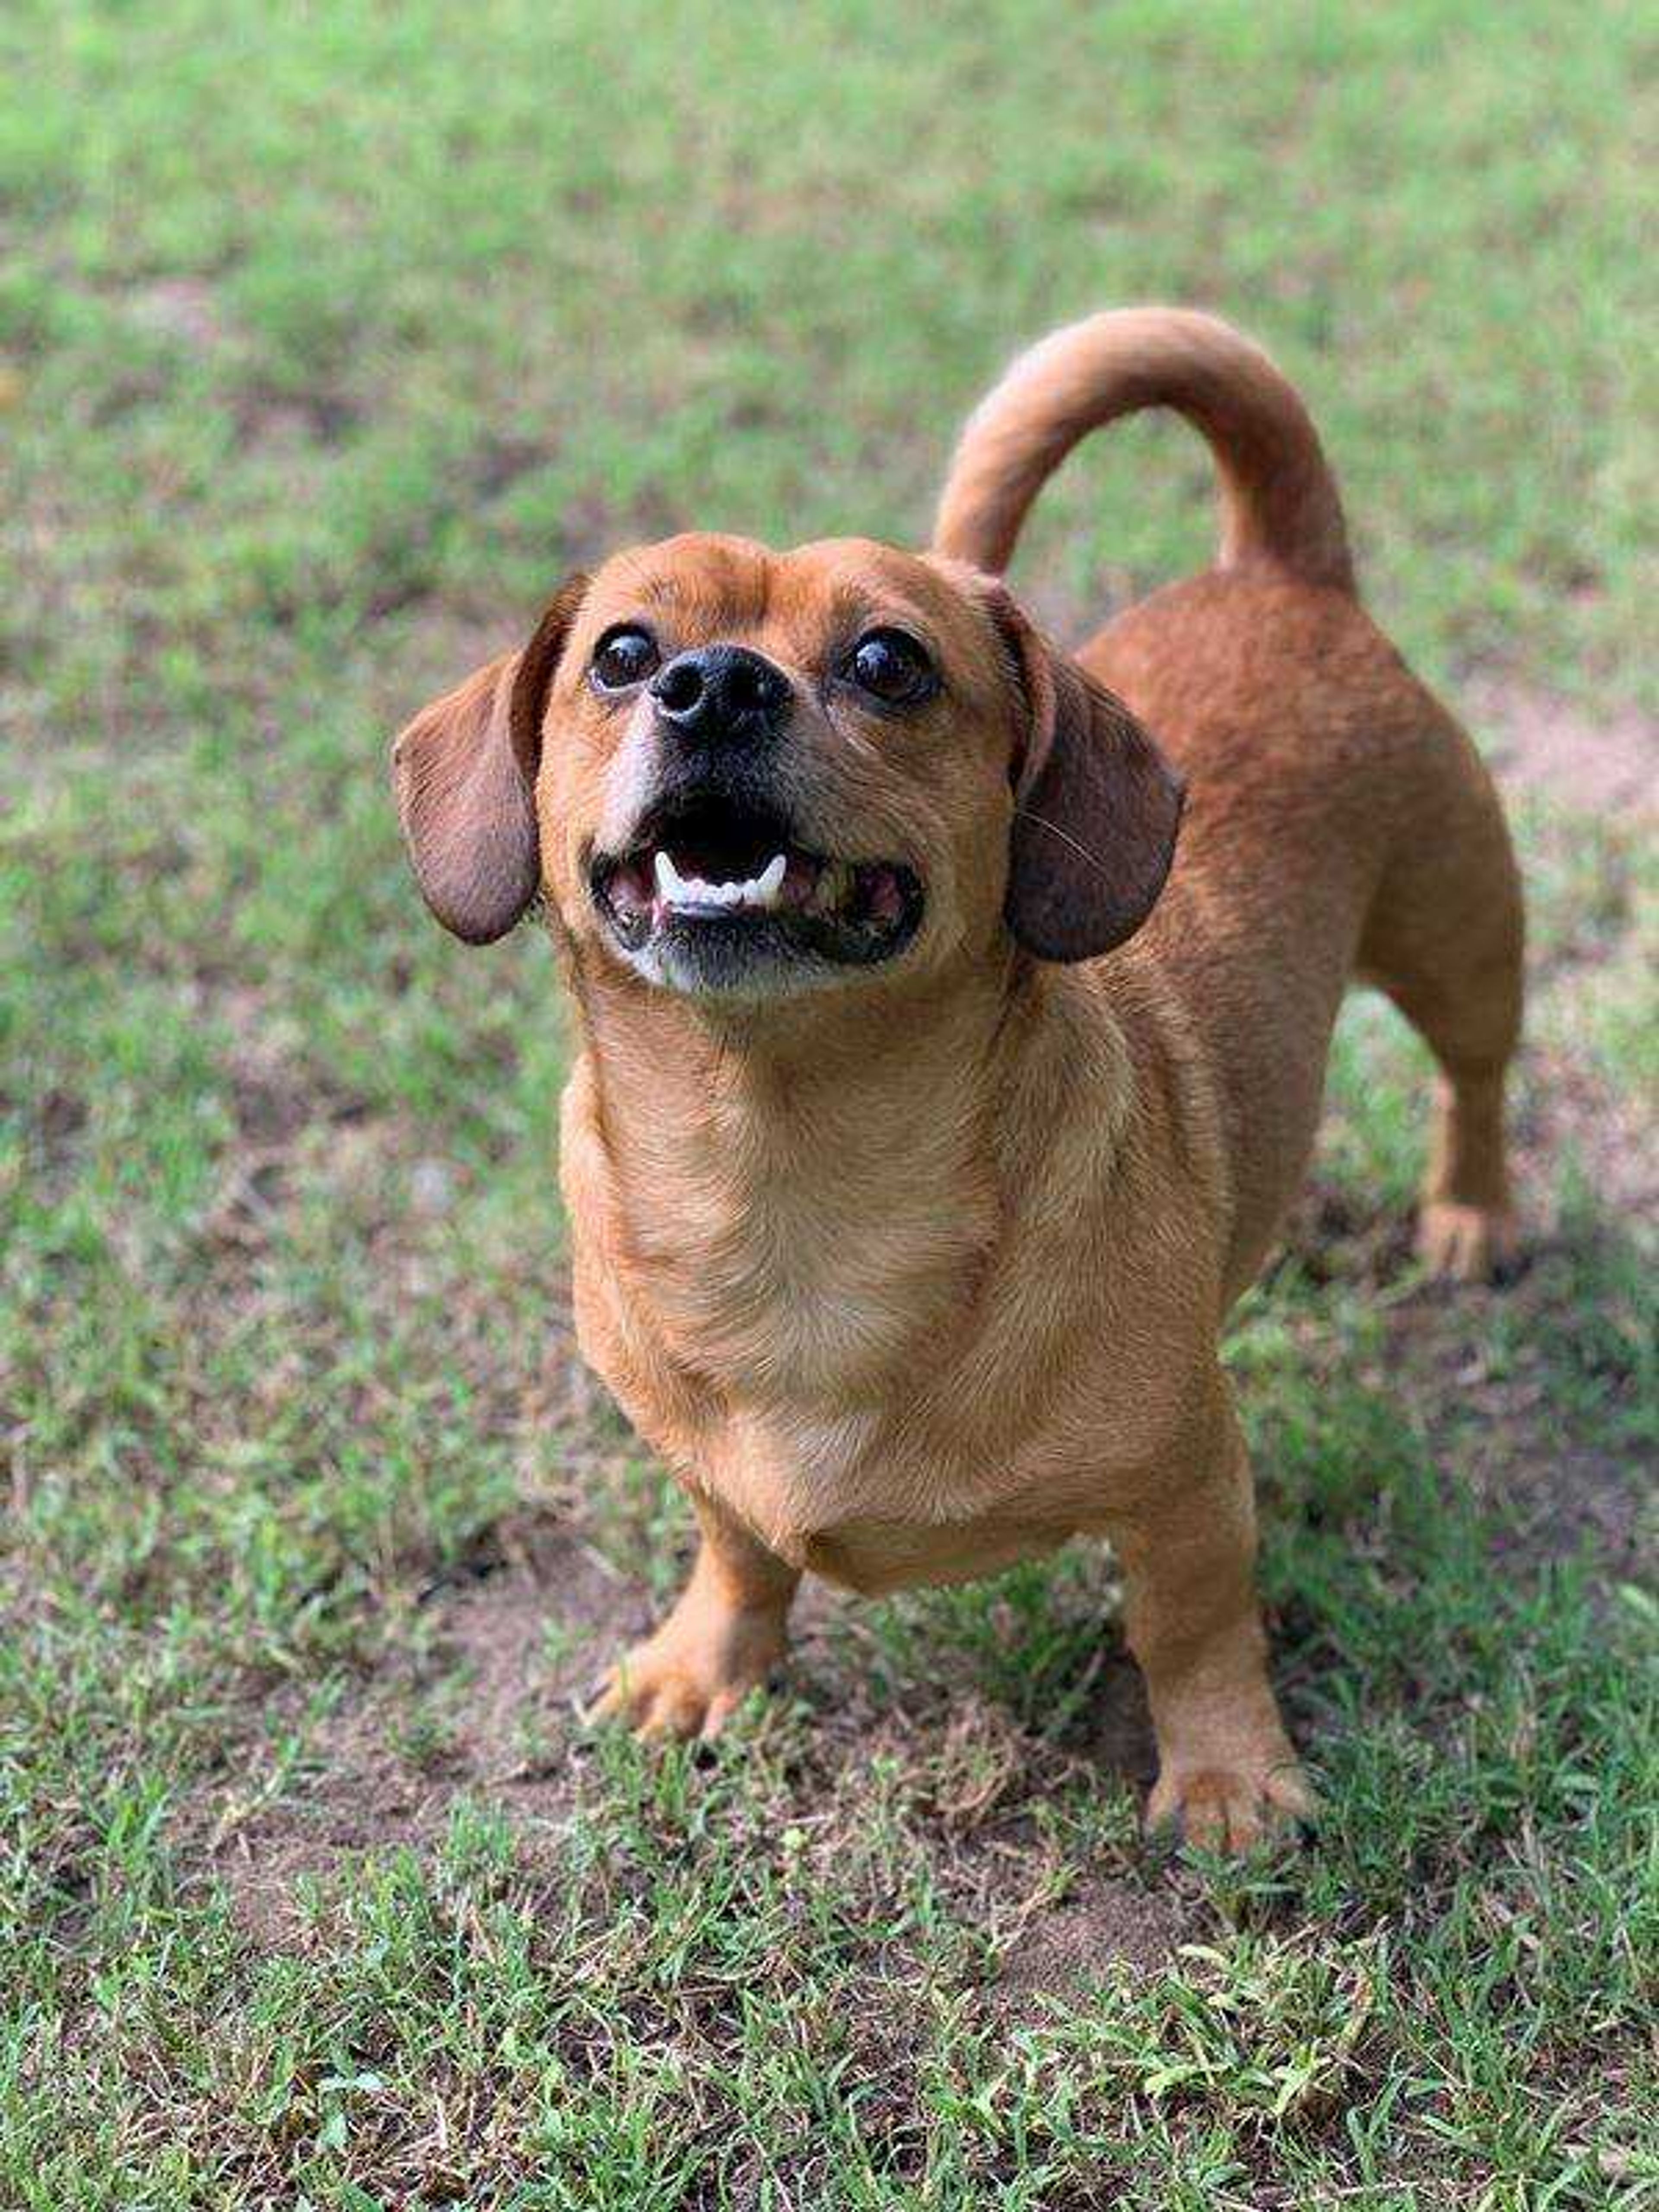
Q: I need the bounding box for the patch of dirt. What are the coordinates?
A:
[190,988,388,1257]
[1378,1262,1650,1580]
[1484,1445,1648,1578]
[232,384,363,448]
[1468,677,1657,816]
[997,1874,1185,2002]
[124,275,231,353]
[1513,1046,1659,1223]
[213,1519,650,1948]
[1275,1161,1651,1586]
[471,435,551,500]
[207,1509,1181,1958]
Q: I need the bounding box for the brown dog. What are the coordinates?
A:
[393,308,1522,1847]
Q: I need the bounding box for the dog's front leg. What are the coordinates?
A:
[1109,1378,1312,1851]
[591,1494,799,1741]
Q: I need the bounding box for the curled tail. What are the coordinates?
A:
[932,306,1354,594]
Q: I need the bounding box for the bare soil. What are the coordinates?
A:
[1464,677,1656,817]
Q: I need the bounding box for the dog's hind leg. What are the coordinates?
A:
[1356,705,1524,1281]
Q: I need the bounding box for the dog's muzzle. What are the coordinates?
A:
[586,645,924,995]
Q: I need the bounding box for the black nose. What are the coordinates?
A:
[649,645,791,745]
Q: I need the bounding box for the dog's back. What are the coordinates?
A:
[935,308,1523,1287]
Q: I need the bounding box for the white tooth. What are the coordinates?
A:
[753,853,787,907]
[655,854,770,912]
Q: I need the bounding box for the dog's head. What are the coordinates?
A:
[392,533,1182,999]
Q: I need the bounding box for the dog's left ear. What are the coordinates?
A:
[990,587,1184,962]
[391,573,588,944]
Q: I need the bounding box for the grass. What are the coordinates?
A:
[2,0,1656,2202]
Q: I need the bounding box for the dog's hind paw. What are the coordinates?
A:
[1416,1200,1519,1284]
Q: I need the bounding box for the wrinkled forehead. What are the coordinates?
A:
[580,532,1002,682]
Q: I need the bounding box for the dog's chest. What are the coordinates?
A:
[578,1074,1001,1408]
[562,1052,1120,1589]
[694,1388,1088,1592]
[638,1162,992,1401]
[579,1220,1093,1595]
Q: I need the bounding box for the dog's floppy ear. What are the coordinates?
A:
[391,573,588,944]
[991,588,1183,962]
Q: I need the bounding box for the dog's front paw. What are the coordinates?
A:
[1147,1751,1315,1853]
[1416,1199,1519,1283]
[587,1608,785,1742]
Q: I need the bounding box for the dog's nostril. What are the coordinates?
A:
[655,660,706,715]
[733,664,784,714]
[653,646,789,736]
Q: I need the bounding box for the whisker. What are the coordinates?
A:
[1014,807,1110,879]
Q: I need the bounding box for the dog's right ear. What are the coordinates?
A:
[391,573,588,944]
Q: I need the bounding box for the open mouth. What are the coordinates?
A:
[590,796,923,985]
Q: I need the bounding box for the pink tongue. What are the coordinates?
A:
[612,858,653,918]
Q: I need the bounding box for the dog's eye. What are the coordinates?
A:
[848,628,936,707]
[591,626,660,691]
